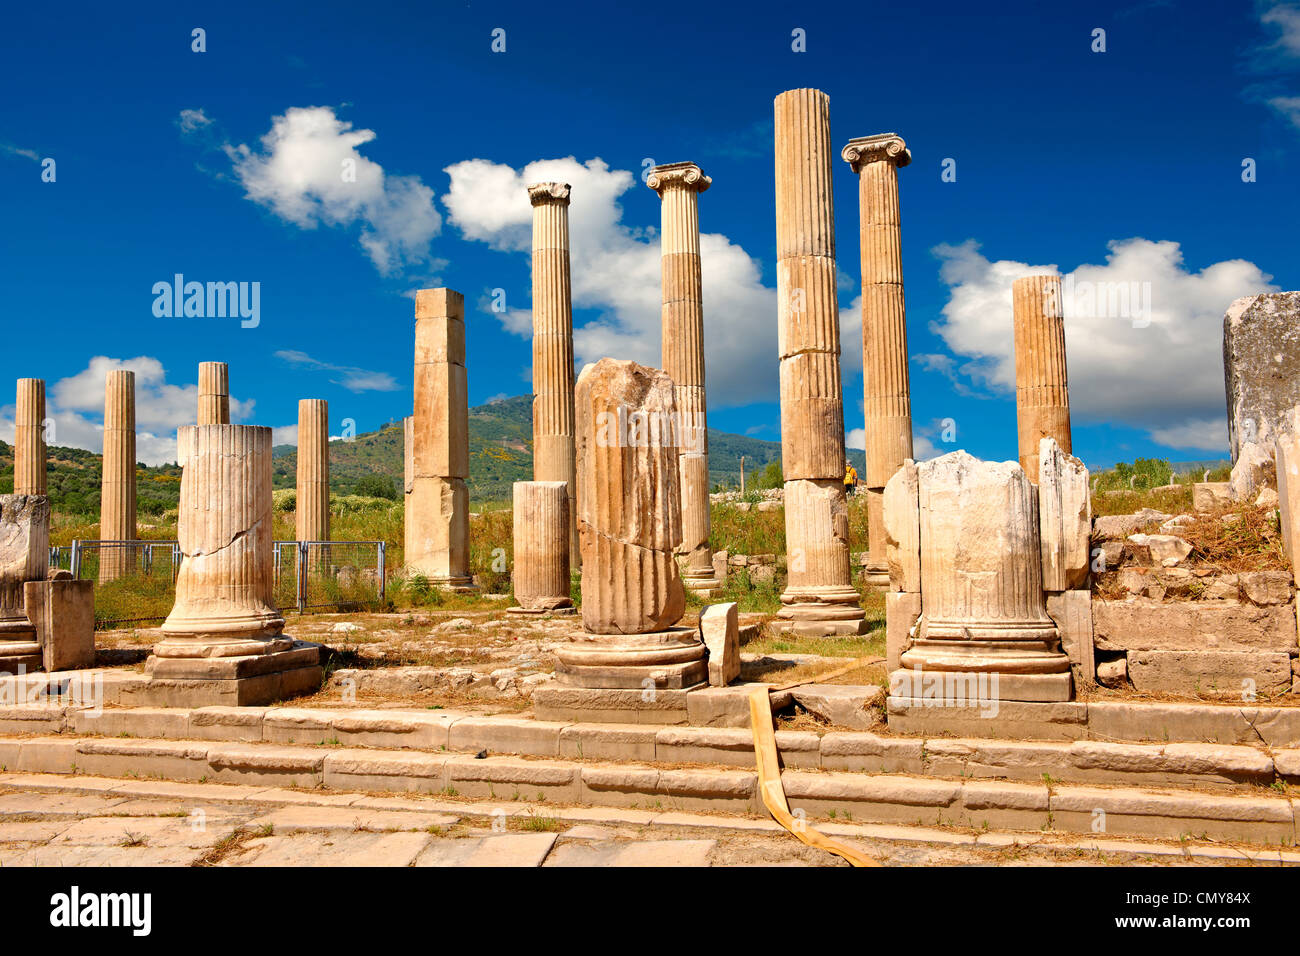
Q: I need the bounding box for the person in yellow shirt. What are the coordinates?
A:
[844,461,858,496]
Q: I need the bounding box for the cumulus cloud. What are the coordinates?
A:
[1261,3,1300,58]
[274,350,399,393]
[0,356,255,465]
[186,106,441,275]
[442,156,790,408]
[926,238,1276,453]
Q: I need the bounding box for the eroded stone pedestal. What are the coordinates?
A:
[889,451,1072,703]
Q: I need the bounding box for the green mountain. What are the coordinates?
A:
[1,395,867,514]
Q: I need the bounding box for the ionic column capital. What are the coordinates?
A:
[646,162,711,195]
[841,134,911,173]
[528,182,572,206]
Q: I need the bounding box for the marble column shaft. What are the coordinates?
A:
[100,370,137,582]
[773,88,864,635]
[843,134,913,585]
[407,289,472,587]
[1012,275,1072,483]
[529,182,580,566]
[510,480,572,611]
[13,379,46,496]
[197,362,230,425]
[159,424,285,650]
[296,399,330,543]
[648,161,719,593]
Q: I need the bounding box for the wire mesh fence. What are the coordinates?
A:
[60,539,387,627]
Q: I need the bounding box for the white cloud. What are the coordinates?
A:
[196,106,441,275]
[0,356,255,465]
[845,427,865,450]
[272,424,299,446]
[1268,94,1300,128]
[442,156,787,408]
[926,238,1277,453]
[274,350,399,393]
[1262,3,1300,58]
[1,143,40,163]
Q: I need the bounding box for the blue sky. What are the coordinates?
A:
[2,0,1297,470]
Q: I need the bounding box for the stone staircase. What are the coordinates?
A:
[1,697,1298,850]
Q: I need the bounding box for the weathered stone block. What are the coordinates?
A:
[24,579,94,671]
[1126,649,1292,698]
[1093,598,1296,652]
[699,602,740,687]
[1224,291,1300,462]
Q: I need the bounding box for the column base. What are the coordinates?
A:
[429,576,478,594]
[0,642,43,675]
[859,565,890,590]
[506,605,578,616]
[553,626,706,689]
[141,640,324,707]
[777,585,868,636]
[682,575,725,601]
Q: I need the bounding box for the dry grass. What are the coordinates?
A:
[1174,503,1288,573]
[1091,484,1194,517]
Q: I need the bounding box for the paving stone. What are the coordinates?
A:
[413,832,557,866]
[232,831,433,867]
[246,805,458,833]
[543,838,717,867]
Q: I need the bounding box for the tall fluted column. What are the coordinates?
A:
[157,425,284,650]
[648,162,722,599]
[843,134,913,590]
[509,480,574,614]
[1012,275,1072,482]
[296,399,330,543]
[774,88,866,636]
[529,182,579,567]
[13,379,46,496]
[407,289,474,590]
[197,362,230,425]
[100,370,137,582]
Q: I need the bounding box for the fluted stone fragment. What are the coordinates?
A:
[773,88,865,635]
[296,399,330,543]
[197,362,230,425]
[99,370,137,582]
[529,182,579,566]
[1012,276,1072,482]
[509,480,573,613]
[648,161,721,598]
[13,379,46,496]
[843,134,913,588]
[1038,437,1091,591]
[574,359,685,633]
[406,289,473,589]
[554,359,703,689]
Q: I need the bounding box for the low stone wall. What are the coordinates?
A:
[1091,506,1297,697]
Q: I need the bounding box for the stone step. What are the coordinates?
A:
[4,702,1299,792]
[5,771,1296,865]
[0,732,1293,845]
